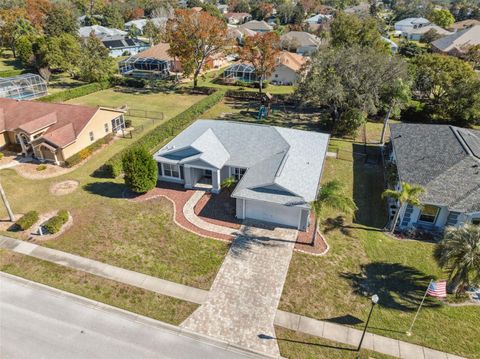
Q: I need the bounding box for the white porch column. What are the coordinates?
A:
[212,169,221,194]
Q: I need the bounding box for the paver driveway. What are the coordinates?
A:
[181,222,297,356]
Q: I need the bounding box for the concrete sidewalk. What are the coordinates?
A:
[0,235,208,304]
[0,235,466,359]
[274,310,465,359]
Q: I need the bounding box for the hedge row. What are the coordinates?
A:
[0,69,24,78]
[104,89,226,178]
[64,133,114,168]
[43,210,69,234]
[15,211,39,231]
[39,81,112,103]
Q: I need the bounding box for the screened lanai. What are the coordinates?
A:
[0,73,48,100]
[118,56,171,79]
[223,63,257,82]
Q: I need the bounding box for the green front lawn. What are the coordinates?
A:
[0,250,198,324]
[0,90,228,290]
[0,50,23,72]
[279,142,480,358]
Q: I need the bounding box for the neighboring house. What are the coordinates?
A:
[402,24,452,41]
[344,3,370,15]
[394,17,431,33]
[217,4,229,14]
[387,123,480,233]
[79,25,149,57]
[450,19,480,31]
[304,13,333,24]
[0,98,125,165]
[119,42,182,78]
[227,25,256,45]
[280,31,323,56]
[239,20,273,33]
[224,12,252,25]
[269,52,306,85]
[223,51,306,85]
[431,25,480,56]
[124,17,168,35]
[153,120,329,230]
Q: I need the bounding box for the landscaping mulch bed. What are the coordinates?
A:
[295,212,328,255]
[132,182,234,242]
[50,180,79,196]
[194,190,242,230]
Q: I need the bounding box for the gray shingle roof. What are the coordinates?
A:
[390,123,480,212]
[431,25,480,53]
[154,120,329,206]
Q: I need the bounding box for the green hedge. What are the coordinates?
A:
[0,69,24,78]
[104,89,226,178]
[43,210,69,234]
[15,211,39,231]
[64,133,114,168]
[39,81,111,103]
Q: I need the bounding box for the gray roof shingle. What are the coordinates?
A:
[154,120,329,206]
[390,123,480,212]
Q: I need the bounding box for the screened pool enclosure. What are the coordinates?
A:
[0,73,48,100]
[118,56,171,79]
[223,63,257,82]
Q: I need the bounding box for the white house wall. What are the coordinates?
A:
[268,65,299,85]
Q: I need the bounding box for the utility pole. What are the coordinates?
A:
[0,181,15,222]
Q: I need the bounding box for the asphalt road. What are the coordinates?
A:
[0,273,269,359]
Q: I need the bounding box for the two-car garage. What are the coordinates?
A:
[237,198,308,230]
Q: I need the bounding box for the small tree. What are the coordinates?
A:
[240,32,281,93]
[165,9,228,88]
[221,176,237,193]
[429,9,455,28]
[433,225,480,294]
[311,180,357,246]
[122,147,158,193]
[380,79,411,146]
[381,182,424,233]
[78,33,116,83]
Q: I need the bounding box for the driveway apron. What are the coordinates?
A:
[181,222,297,356]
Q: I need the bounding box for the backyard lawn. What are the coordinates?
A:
[279,141,480,358]
[0,51,23,72]
[0,90,228,290]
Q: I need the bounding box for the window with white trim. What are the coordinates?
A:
[418,205,439,223]
[89,131,94,141]
[162,163,180,178]
[233,167,246,181]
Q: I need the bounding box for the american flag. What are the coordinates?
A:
[427,280,447,298]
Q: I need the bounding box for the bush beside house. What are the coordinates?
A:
[64,133,114,167]
[104,89,226,177]
[122,147,158,193]
[15,211,39,231]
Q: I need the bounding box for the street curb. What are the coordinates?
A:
[0,272,282,359]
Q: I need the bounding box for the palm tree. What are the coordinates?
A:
[221,176,237,193]
[433,225,480,294]
[381,182,424,233]
[0,181,15,222]
[311,180,357,246]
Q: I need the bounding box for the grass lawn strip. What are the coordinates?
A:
[0,249,198,325]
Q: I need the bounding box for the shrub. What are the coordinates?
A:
[125,118,133,128]
[122,147,158,193]
[43,210,69,234]
[104,89,226,177]
[64,133,114,167]
[110,76,146,88]
[36,164,47,171]
[15,211,39,231]
[39,81,111,103]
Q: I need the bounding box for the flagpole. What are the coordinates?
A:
[406,279,432,337]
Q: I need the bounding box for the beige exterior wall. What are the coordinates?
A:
[268,65,299,85]
[60,109,124,161]
[0,132,8,148]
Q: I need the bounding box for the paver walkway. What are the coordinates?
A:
[181,223,297,357]
[0,235,208,304]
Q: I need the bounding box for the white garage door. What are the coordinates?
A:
[245,200,300,228]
